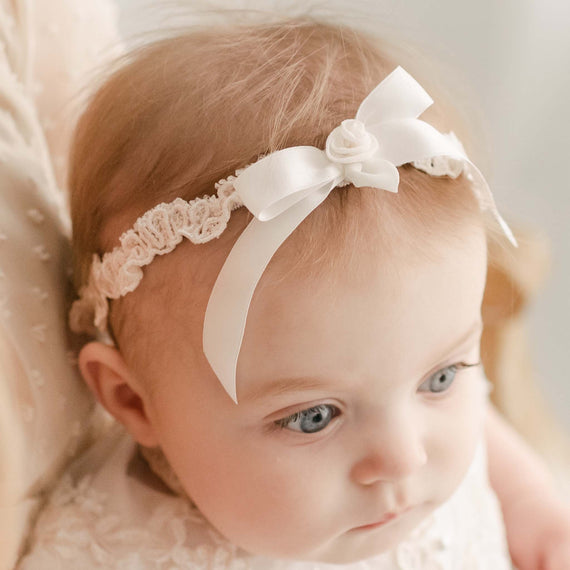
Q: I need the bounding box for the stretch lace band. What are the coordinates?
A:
[69,174,244,336]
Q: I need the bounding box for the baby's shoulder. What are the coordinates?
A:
[17,423,248,570]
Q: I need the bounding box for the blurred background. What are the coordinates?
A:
[113,0,569,431]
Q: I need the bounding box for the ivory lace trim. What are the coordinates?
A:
[68,175,244,337]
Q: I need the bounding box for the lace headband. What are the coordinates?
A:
[69,66,517,403]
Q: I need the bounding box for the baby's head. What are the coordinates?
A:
[68,17,510,564]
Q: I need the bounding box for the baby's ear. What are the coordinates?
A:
[78,341,159,447]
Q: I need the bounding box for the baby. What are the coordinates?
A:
[18,15,570,570]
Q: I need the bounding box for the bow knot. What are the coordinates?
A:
[232,66,467,222]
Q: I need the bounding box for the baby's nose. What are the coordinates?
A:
[350,415,427,485]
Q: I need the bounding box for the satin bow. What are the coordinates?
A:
[203,66,516,403]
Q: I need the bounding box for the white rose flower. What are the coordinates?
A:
[325,119,379,164]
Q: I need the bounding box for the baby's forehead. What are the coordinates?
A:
[260,182,483,286]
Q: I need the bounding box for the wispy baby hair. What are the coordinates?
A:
[68,15,487,370]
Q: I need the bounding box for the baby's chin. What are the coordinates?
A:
[234,502,435,565]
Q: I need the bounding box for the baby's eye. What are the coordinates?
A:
[418,362,480,394]
[275,404,340,433]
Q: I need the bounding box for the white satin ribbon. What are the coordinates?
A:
[203,66,516,403]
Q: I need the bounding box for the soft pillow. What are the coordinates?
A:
[0,1,122,568]
[0,87,96,570]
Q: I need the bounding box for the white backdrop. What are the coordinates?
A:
[113,0,570,430]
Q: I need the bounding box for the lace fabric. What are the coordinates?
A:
[17,421,514,570]
[68,175,244,338]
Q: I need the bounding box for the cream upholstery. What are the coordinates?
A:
[0,1,122,568]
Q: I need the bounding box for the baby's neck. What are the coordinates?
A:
[138,443,192,500]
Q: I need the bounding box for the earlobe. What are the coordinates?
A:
[78,341,159,447]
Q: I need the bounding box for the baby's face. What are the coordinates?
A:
[143,222,488,563]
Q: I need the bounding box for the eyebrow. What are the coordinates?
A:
[240,319,483,403]
[430,319,483,370]
[241,376,332,403]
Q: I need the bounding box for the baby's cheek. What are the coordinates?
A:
[428,376,487,500]
[219,457,338,557]
[171,441,313,550]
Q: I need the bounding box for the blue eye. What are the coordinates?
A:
[420,365,458,393]
[419,362,480,394]
[275,404,339,433]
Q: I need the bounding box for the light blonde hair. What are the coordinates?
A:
[68,16,497,377]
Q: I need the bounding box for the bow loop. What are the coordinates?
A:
[233,146,343,222]
[356,65,433,124]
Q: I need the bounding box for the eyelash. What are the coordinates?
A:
[417,361,480,394]
[272,361,481,433]
[273,404,341,432]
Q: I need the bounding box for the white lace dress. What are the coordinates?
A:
[17,419,514,570]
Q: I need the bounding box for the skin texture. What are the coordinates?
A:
[79,220,490,564]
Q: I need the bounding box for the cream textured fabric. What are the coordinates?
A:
[0,1,122,569]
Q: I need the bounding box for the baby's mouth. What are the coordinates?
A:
[350,505,414,532]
